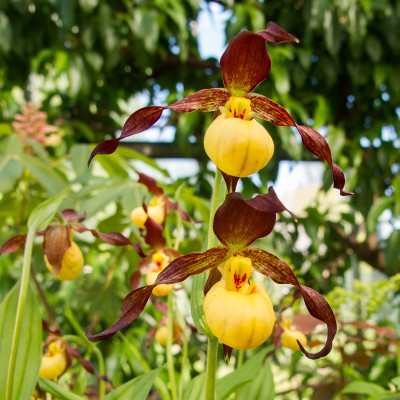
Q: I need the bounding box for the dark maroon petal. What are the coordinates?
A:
[244,248,337,359]
[220,31,271,95]
[88,90,229,166]
[221,171,240,193]
[296,125,354,196]
[88,138,120,166]
[213,188,293,248]
[257,21,300,44]
[130,269,141,290]
[42,319,62,336]
[87,285,154,341]
[60,209,86,222]
[249,93,353,196]
[144,218,166,250]
[72,223,145,257]
[166,198,197,223]
[204,268,222,295]
[138,172,164,195]
[246,186,296,220]
[67,347,112,383]
[247,93,295,126]
[168,88,230,112]
[223,344,233,361]
[87,248,228,342]
[43,225,71,275]
[154,247,229,285]
[0,235,27,254]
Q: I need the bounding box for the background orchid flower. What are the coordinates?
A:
[87,187,336,360]
[88,22,351,195]
[0,208,145,277]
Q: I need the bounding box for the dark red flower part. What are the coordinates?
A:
[0,234,28,254]
[138,172,164,196]
[43,225,71,274]
[86,189,336,359]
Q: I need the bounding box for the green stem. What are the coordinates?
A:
[205,337,218,400]
[203,168,226,400]
[167,293,178,400]
[93,346,106,398]
[207,169,224,250]
[6,227,35,400]
[118,332,171,400]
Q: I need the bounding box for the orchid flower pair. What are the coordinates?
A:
[88,22,352,197]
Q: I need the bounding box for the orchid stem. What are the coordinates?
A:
[204,168,225,400]
[6,226,36,400]
[167,292,178,400]
[205,337,218,400]
[207,169,224,249]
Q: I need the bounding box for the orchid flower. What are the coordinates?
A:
[88,22,352,196]
[0,209,144,278]
[87,187,336,360]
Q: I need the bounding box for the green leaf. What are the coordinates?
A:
[18,154,67,196]
[390,377,400,388]
[368,393,400,400]
[236,352,275,400]
[183,373,205,400]
[216,346,273,400]
[27,187,70,231]
[366,197,393,235]
[38,378,86,400]
[70,144,93,177]
[0,282,42,400]
[0,155,24,193]
[190,272,212,337]
[341,381,385,396]
[103,368,161,400]
[116,146,169,176]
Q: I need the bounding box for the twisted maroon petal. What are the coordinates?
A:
[88,89,229,165]
[0,235,27,254]
[249,93,353,196]
[256,21,300,44]
[138,172,164,196]
[243,247,336,359]
[72,223,145,257]
[87,247,228,342]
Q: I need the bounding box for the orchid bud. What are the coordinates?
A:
[130,206,148,229]
[155,321,181,346]
[204,97,274,177]
[44,241,84,281]
[38,340,67,380]
[281,328,307,351]
[204,256,275,350]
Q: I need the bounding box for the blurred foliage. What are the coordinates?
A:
[0,0,399,399]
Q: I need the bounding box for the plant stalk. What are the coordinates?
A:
[6,226,36,400]
[167,292,178,400]
[205,337,219,400]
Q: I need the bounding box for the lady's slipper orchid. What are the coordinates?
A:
[145,251,175,296]
[203,256,275,350]
[87,187,336,360]
[88,22,352,195]
[280,317,308,351]
[38,339,67,380]
[0,209,145,278]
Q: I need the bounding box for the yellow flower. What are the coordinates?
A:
[155,321,181,346]
[203,256,275,350]
[280,317,307,351]
[204,97,274,177]
[130,197,166,229]
[38,340,67,380]
[146,251,174,296]
[44,241,84,281]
